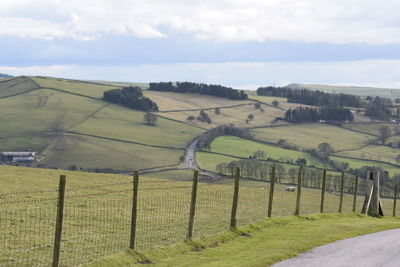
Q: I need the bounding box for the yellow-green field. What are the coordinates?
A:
[1,165,398,267]
[159,103,286,128]
[252,124,374,151]
[336,145,400,165]
[206,136,323,166]
[342,122,399,137]
[0,76,205,170]
[143,91,253,111]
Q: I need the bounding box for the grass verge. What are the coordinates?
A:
[88,213,400,267]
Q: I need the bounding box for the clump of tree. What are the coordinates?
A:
[149,82,248,100]
[284,106,353,123]
[214,107,221,115]
[197,125,253,150]
[197,110,212,124]
[247,114,254,121]
[103,86,158,111]
[377,126,391,144]
[143,112,157,125]
[254,103,261,109]
[257,86,362,108]
[364,97,392,121]
[272,100,280,108]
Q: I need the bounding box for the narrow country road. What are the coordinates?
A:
[273,228,400,267]
[184,138,199,169]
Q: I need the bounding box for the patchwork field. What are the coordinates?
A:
[0,76,205,170]
[205,136,323,166]
[252,124,374,151]
[336,145,400,165]
[31,76,119,99]
[160,103,286,128]
[341,122,400,137]
[144,91,253,111]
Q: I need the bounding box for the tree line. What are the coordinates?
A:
[197,125,253,150]
[149,82,248,100]
[257,86,362,108]
[103,86,159,111]
[284,106,354,123]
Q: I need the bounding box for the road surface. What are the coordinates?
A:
[184,138,199,169]
[273,228,400,267]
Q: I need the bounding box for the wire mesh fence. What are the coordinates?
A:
[0,166,399,266]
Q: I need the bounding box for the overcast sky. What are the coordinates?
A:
[1,0,400,89]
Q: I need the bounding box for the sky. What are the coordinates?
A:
[1,0,400,89]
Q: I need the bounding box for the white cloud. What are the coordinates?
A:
[2,60,400,89]
[0,0,400,44]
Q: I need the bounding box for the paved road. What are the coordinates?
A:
[273,229,400,267]
[184,138,199,169]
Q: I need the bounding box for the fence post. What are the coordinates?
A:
[230,167,241,229]
[129,171,139,249]
[339,172,345,213]
[320,169,327,213]
[52,175,66,267]
[295,166,303,215]
[187,170,199,239]
[353,176,359,212]
[267,166,276,218]
[393,182,398,217]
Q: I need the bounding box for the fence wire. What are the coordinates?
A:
[1,169,399,266]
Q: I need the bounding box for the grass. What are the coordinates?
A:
[160,103,286,128]
[252,124,374,151]
[0,76,39,97]
[208,136,323,166]
[0,77,204,170]
[40,134,183,170]
[330,155,400,176]
[143,91,252,112]
[31,76,121,99]
[336,145,400,165]
[1,165,399,266]
[288,83,400,99]
[70,103,203,149]
[341,122,399,136]
[90,214,400,267]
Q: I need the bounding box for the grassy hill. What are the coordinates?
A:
[0,76,204,170]
[286,83,400,99]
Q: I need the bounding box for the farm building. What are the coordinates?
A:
[1,152,37,163]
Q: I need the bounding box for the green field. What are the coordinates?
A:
[201,136,400,177]
[336,145,400,165]
[1,165,398,266]
[0,76,204,170]
[252,124,374,151]
[207,136,323,166]
[286,83,400,99]
[341,122,399,137]
[93,214,400,267]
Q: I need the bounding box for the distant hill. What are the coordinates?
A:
[0,73,13,78]
[285,83,400,99]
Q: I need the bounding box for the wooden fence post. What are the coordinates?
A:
[129,171,139,249]
[230,167,241,229]
[339,172,345,213]
[52,175,66,267]
[187,170,199,239]
[295,166,303,215]
[267,166,276,218]
[393,182,398,217]
[353,176,359,212]
[320,169,327,213]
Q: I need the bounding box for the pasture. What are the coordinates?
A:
[252,124,374,151]
[1,164,399,266]
[206,136,323,166]
[0,77,204,170]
